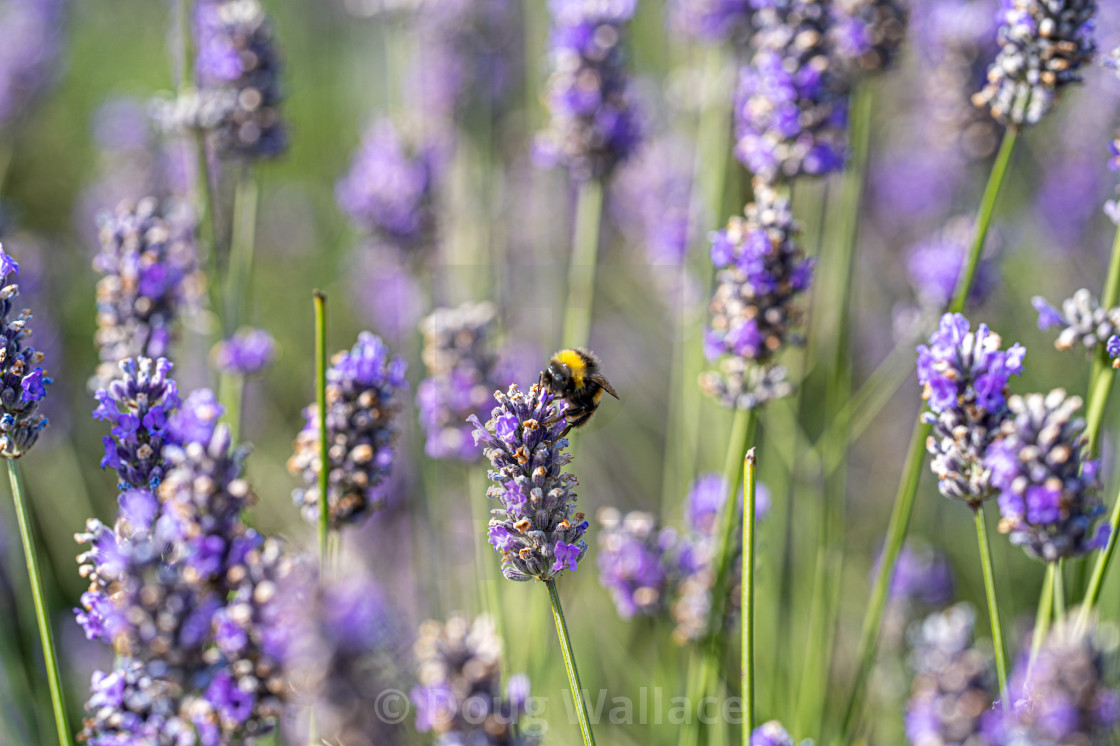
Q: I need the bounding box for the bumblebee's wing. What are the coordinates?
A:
[590,372,619,399]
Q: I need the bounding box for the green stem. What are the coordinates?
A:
[694,45,733,227]
[1031,563,1055,665]
[546,580,597,746]
[223,170,259,335]
[948,127,1018,315]
[7,459,73,746]
[838,416,930,743]
[313,291,330,568]
[1053,559,1066,624]
[562,179,605,350]
[974,507,1009,705]
[838,124,1019,745]
[742,449,758,744]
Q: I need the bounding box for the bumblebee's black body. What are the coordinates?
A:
[539,348,619,437]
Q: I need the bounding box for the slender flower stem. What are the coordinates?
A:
[838,124,1019,745]
[1053,559,1066,624]
[562,178,605,350]
[948,126,1018,314]
[7,459,73,746]
[742,449,758,744]
[546,579,597,746]
[313,290,330,568]
[974,507,1009,706]
[1031,563,1055,666]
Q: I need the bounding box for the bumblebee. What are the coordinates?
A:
[539,348,619,437]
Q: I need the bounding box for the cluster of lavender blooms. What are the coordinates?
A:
[735,0,852,183]
[906,217,997,313]
[986,389,1108,561]
[274,564,409,746]
[469,383,589,582]
[336,119,441,260]
[412,613,537,744]
[972,0,1097,127]
[596,508,680,620]
[996,621,1120,745]
[1107,48,1120,224]
[0,248,50,458]
[92,197,201,389]
[534,0,643,182]
[417,302,504,461]
[289,332,407,527]
[750,721,797,746]
[0,0,66,131]
[611,136,695,268]
[213,327,276,376]
[193,0,286,161]
[1033,289,1120,352]
[412,0,523,132]
[904,604,998,746]
[879,542,956,650]
[666,0,752,43]
[830,0,909,76]
[916,313,1025,507]
[76,366,291,743]
[701,186,813,409]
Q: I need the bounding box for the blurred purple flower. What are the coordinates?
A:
[667,0,751,42]
[0,0,66,129]
[213,327,276,376]
[596,508,679,620]
[0,244,50,457]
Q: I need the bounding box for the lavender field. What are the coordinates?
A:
[1,0,1119,744]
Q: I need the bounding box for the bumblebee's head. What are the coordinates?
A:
[540,349,590,394]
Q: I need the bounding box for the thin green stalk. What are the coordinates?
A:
[223,170,259,334]
[313,291,330,568]
[838,124,1019,745]
[1054,559,1066,624]
[742,449,758,744]
[546,580,597,746]
[680,407,757,746]
[948,127,1018,314]
[1031,563,1055,664]
[1080,476,1120,621]
[694,45,733,228]
[562,179,605,350]
[975,507,1009,705]
[7,459,73,746]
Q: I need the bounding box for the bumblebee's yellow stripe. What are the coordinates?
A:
[556,349,586,387]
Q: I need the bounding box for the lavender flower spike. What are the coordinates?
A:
[289,331,407,528]
[533,0,642,182]
[1109,334,1120,366]
[972,0,1097,126]
[986,389,1108,561]
[735,0,851,183]
[750,721,796,746]
[916,312,1025,507]
[596,508,679,620]
[92,197,199,388]
[997,620,1120,745]
[1032,289,1120,351]
[469,383,588,581]
[831,0,909,76]
[667,0,751,43]
[213,327,276,376]
[0,245,50,458]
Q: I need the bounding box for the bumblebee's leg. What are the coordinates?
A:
[564,408,593,430]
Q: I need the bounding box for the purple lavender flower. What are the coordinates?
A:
[0,246,50,458]
[830,0,909,76]
[347,246,425,344]
[973,0,1097,126]
[1109,334,1120,365]
[469,383,589,581]
[92,197,200,389]
[336,119,440,257]
[685,472,771,536]
[289,332,408,527]
[611,135,695,267]
[1032,289,1120,351]
[412,613,537,744]
[667,0,752,42]
[734,0,850,183]
[596,508,680,619]
[986,389,1108,561]
[887,542,955,607]
[92,357,181,490]
[905,604,998,746]
[533,0,643,182]
[193,0,287,160]
[906,216,996,310]
[701,186,813,409]
[412,0,523,130]
[996,620,1120,745]
[417,302,503,461]
[750,721,795,746]
[916,313,1025,507]
[0,0,66,130]
[213,327,276,376]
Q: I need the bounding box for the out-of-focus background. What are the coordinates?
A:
[3,1,1120,744]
